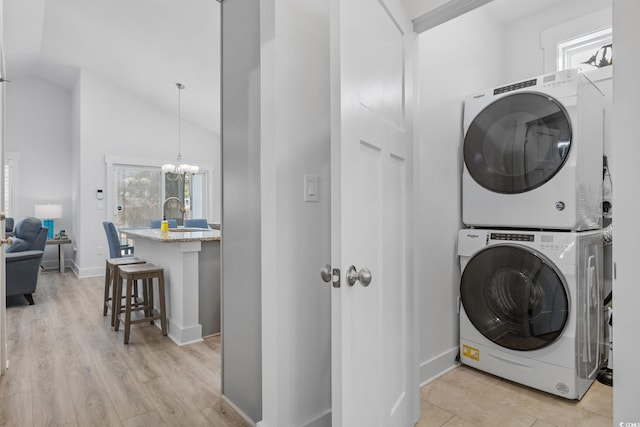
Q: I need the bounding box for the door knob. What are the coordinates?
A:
[347,265,372,287]
[321,264,332,282]
[1,237,13,245]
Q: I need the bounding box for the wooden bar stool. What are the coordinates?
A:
[103,257,146,326]
[114,263,167,344]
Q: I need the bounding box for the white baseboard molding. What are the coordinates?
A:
[419,346,460,387]
[257,408,331,427]
[302,408,331,427]
[73,263,104,278]
[222,394,257,427]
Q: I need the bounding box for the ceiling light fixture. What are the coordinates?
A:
[162,82,199,177]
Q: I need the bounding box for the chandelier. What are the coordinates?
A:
[161,82,200,176]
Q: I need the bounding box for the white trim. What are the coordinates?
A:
[419,347,460,386]
[222,394,257,427]
[412,0,493,33]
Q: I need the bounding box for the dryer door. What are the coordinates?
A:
[464,92,572,194]
[460,245,569,351]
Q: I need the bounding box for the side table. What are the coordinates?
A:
[46,238,72,273]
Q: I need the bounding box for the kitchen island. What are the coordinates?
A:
[124,227,221,345]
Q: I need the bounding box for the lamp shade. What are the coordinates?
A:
[35,204,63,219]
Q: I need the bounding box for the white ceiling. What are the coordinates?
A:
[3,0,221,135]
[1,0,576,137]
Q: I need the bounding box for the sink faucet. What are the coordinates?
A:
[163,197,185,225]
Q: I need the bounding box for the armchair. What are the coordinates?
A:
[6,217,48,305]
[5,217,15,237]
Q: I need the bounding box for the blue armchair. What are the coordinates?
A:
[5,217,15,237]
[6,217,48,305]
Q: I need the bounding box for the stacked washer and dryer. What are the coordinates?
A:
[458,69,606,400]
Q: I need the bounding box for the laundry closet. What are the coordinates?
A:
[415,0,613,395]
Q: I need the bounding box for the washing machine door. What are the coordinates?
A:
[460,244,569,351]
[464,92,572,194]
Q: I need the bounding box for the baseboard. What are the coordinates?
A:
[73,263,104,278]
[222,394,257,427]
[301,408,331,427]
[419,346,460,387]
[257,408,331,427]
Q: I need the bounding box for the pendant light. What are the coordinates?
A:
[162,82,200,176]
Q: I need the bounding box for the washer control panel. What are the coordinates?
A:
[490,232,534,242]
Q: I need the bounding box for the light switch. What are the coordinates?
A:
[304,175,319,202]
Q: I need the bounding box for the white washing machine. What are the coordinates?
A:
[458,228,605,400]
[462,69,604,230]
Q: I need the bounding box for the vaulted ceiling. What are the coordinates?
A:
[3,0,220,134]
[3,0,571,137]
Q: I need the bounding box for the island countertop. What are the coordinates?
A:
[124,228,221,243]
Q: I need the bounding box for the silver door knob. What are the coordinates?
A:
[347,265,372,287]
[320,264,332,283]
[1,237,13,245]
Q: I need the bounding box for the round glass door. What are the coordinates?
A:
[464,92,572,194]
[460,245,569,351]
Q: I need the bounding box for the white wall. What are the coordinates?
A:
[416,7,506,384]
[5,77,73,268]
[259,0,331,426]
[612,1,640,422]
[74,71,220,277]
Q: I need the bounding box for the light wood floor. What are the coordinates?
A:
[418,364,613,427]
[0,271,247,427]
[1,271,613,427]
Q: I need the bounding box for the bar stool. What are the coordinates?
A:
[114,263,167,344]
[103,257,146,326]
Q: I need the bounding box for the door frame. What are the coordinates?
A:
[0,0,7,376]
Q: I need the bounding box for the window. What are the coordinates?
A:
[106,156,209,229]
[114,165,163,228]
[4,153,20,217]
[540,7,612,75]
[558,27,612,72]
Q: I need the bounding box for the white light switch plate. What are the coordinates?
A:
[304,175,319,202]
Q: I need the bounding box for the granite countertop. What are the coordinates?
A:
[124,228,221,243]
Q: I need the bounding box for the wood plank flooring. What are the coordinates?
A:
[418,365,613,427]
[1,272,248,427]
[1,271,614,427]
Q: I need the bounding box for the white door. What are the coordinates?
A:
[0,1,7,377]
[330,0,416,425]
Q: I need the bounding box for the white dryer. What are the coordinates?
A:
[462,69,604,230]
[458,228,604,400]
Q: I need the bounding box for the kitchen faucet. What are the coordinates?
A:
[163,196,185,225]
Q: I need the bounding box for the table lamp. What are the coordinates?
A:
[35,204,63,239]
